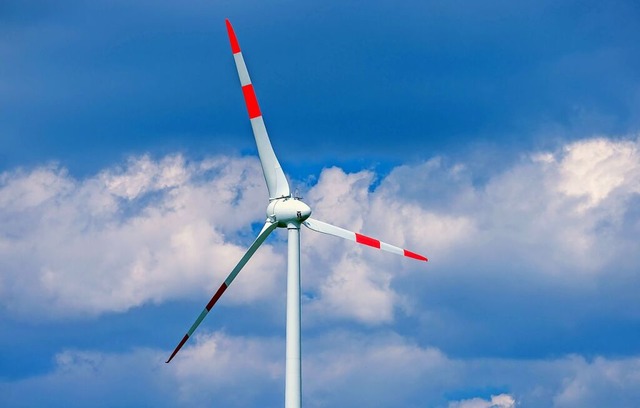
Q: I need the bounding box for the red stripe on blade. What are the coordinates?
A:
[355,233,381,248]
[242,85,262,119]
[403,249,428,262]
[166,333,189,363]
[205,283,228,311]
[225,19,241,54]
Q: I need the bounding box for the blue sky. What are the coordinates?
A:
[1,1,640,407]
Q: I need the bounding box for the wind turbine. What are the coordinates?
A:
[166,19,428,408]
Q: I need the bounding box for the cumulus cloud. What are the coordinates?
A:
[1,136,639,330]
[299,136,640,328]
[557,138,640,210]
[372,137,640,276]
[301,166,473,325]
[448,394,516,408]
[0,154,285,318]
[170,332,284,407]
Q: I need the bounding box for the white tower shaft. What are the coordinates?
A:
[285,224,302,408]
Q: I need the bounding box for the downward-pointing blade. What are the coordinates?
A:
[225,19,290,200]
[166,221,278,363]
[302,217,428,262]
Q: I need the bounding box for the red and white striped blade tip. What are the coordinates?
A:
[303,219,428,262]
[225,19,240,54]
[404,249,428,262]
[355,233,428,262]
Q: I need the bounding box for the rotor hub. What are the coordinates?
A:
[267,197,312,227]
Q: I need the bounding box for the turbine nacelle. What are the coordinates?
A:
[267,197,312,227]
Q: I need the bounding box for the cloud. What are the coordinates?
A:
[303,331,452,407]
[298,136,640,332]
[0,347,170,407]
[556,138,640,209]
[301,168,402,324]
[379,136,640,279]
[301,165,473,325]
[372,136,640,356]
[170,332,284,407]
[0,154,285,319]
[2,330,640,407]
[303,332,640,407]
[448,394,516,408]
[552,356,640,408]
[0,332,284,408]
[2,136,639,335]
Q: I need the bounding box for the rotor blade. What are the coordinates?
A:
[166,221,278,363]
[302,217,428,262]
[225,19,290,200]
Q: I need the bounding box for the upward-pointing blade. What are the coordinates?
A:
[303,217,428,261]
[166,221,278,363]
[225,19,290,200]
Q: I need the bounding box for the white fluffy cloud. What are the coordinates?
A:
[0,155,285,318]
[1,136,639,328]
[170,332,284,407]
[372,137,640,276]
[300,136,640,326]
[448,394,516,408]
[557,138,640,209]
[301,166,473,325]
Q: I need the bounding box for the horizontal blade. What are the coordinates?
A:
[302,217,428,262]
[225,19,290,200]
[166,221,278,363]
